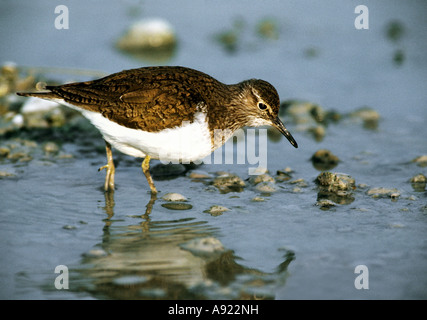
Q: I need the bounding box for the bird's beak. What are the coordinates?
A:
[272,117,298,148]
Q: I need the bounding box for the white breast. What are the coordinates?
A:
[79,108,213,163]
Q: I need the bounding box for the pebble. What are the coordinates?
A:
[256,18,280,40]
[292,187,302,193]
[410,174,426,191]
[410,174,426,183]
[212,173,245,193]
[187,170,212,179]
[249,167,269,175]
[117,18,176,50]
[289,178,308,188]
[204,205,230,216]
[366,187,400,199]
[350,106,380,129]
[311,149,340,170]
[412,155,427,167]
[254,181,277,193]
[315,172,355,192]
[0,170,16,178]
[116,18,177,62]
[0,147,10,158]
[248,173,275,185]
[11,114,24,127]
[251,196,265,202]
[161,192,187,202]
[43,141,60,154]
[275,167,293,182]
[308,125,326,141]
[62,225,76,230]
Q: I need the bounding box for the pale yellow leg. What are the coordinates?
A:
[98,141,115,191]
[142,155,157,194]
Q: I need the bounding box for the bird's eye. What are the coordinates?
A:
[258,102,267,110]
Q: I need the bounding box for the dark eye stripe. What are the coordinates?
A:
[258,102,267,110]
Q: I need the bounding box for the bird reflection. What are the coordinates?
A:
[71,191,295,299]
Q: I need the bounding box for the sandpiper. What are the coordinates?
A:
[17,66,298,194]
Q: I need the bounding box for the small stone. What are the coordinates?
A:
[43,141,60,154]
[249,167,269,175]
[410,174,426,191]
[56,153,74,159]
[62,225,76,230]
[350,106,380,129]
[249,173,275,185]
[11,114,24,127]
[187,170,212,179]
[116,18,177,62]
[0,147,10,158]
[289,178,308,187]
[412,155,427,167]
[161,193,187,202]
[410,174,426,183]
[311,149,340,170]
[256,18,280,40]
[308,125,326,141]
[276,167,292,182]
[279,167,293,174]
[0,170,16,178]
[275,173,291,182]
[117,19,176,50]
[213,173,245,193]
[390,192,400,200]
[315,172,355,192]
[254,181,277,193]
[251,196,265,202]
[204,205,230,216]
[366,187,400,199]
[8,151,30,161]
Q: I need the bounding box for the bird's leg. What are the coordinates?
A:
[98,141,115,191]
[141,155,157,194]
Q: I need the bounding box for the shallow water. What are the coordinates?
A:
[1,0,427,299]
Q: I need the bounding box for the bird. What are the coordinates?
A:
[17,66,298,194]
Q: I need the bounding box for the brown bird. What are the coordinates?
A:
[17,66,297,194]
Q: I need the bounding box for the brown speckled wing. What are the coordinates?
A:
[45,67,209,132]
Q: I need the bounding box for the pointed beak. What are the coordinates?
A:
[272,117,298,148]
